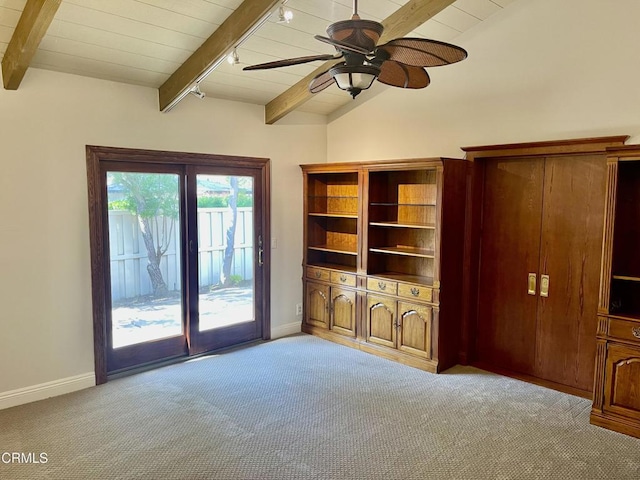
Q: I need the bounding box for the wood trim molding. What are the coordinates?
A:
[300,157,461,172]
[86,146,108,385]
[605,144,640,160]
[2,0,61,90]
[158,0,281,112]
[462,136,629,160]
[598,161,618,312]
[265,0,456,125]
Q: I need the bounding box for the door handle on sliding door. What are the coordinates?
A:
[527,273,537,295]
[258,235,264,267]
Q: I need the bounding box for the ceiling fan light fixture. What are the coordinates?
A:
[330,64,380,98]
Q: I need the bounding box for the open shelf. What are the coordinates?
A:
[309,212,358,219]
[366,168,438,280]
[307,171,359,217]
[369,246,435,258]
[610,277,640,317]
[305,262,357,273]
[612,275,640,282]
[609,161,640,318]
[370,221,436,229]
[309,245,357,255]
[608,312,640,322]
[370,202,437,207]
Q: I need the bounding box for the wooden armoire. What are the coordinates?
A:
[462,136,628,397]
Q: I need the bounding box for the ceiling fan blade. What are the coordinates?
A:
[376,38,467,67]
[314,35,370,55]
[377,61,430,89]
[243,53,341,71]
[309,68,336,94]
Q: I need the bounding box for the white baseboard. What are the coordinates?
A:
[0,373,95,410]
[271,321,301,339]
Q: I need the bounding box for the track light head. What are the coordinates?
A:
[227,48,240,65]
[189,84,205,99]
[277,5,293,23]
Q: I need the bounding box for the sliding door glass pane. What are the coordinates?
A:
[107,172,183,348]
[197,175,254,331]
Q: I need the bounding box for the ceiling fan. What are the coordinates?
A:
[243,0,468,99]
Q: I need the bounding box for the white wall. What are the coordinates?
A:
[0,68,326,399]
[328,0,640,162]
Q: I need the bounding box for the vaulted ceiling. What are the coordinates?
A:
[0,0,513,123]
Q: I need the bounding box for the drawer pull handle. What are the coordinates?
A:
[632,326,640,339]
[410,288,420,297]
[315,271,321,278]
[340,275,347,283]
[378,281,386,290]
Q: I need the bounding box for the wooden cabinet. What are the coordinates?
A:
[304,269,357,337]
[591,147,640,439]
[304,281,329,329]
[366,294,397,348]
[364,295,433,358]
[301,158,468,373]
[330,287,356,337]
[463,136,628,396]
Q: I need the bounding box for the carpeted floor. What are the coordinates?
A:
[0,334,638,479]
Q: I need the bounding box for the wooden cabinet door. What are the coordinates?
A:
[397,301,432,359]
[604,343,640,420]
[305,281,329,328]
[535,154,606,391]
[477,157,544,374]
[330,287,356,337]
[366,294,397,348]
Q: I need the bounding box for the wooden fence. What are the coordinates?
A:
[108,208,253,301]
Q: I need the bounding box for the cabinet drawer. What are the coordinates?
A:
[609,318,640,345]
[398,283,432,303]
[306,267,330,282]
[367,278,398,295]
[330,271,356,287]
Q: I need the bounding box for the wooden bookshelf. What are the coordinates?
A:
[300,158,468,374]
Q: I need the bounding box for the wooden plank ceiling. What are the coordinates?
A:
[0,0,514,122]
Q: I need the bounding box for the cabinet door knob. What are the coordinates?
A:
[315,271,321,278]
[410,287,420,297]
[632,326,640,339]
[378,281,386,290]
[340,274,347,282]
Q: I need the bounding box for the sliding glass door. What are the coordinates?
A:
[87,147,270,381]
[187,169,264,354]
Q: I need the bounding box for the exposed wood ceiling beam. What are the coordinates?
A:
[2,0,61,90]
[264,0,456,124]
[158,0,281,112]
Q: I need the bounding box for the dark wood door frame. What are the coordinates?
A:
[86,145,271,384]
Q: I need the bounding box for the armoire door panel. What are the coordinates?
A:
[535,154,606,391]
[477,157,544,374]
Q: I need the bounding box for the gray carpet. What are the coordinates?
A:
[0,334,638,479]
